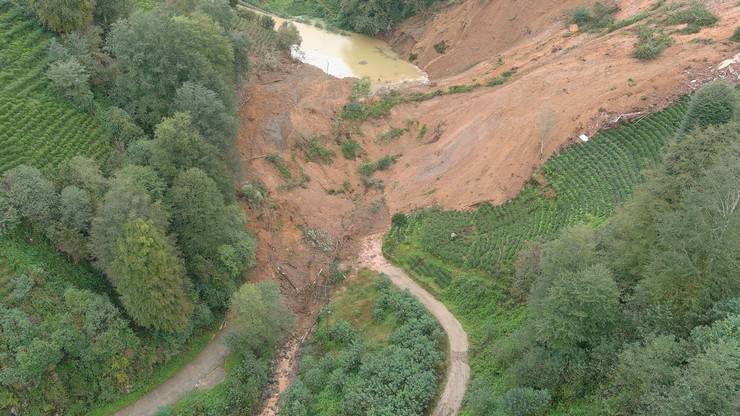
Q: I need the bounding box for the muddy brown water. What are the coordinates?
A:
[241,5,428,89]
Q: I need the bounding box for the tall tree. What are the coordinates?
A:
[169,168,226,261]
[90,171,169,274]
[110,219,193,332]
[228,281,293,355]
[1,165,56,225]
[174,81,237,151]
[149,112,231,197]
[94,0,134,28]
[532,264,621,350]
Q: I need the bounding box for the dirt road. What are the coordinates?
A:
[112,329,229,416]
[359,233,470,416]
[115,231,470,416]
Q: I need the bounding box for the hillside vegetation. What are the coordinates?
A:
[245,0,440,35]
[385,82,739,415]
[0,0,299,414]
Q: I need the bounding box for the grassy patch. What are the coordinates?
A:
[633,25,673,60]
[666,1,718,34]
[607,11,651,32]
[265,153,292,180]
[376,126,407,143]
[339,138,362,160]
[295,135,335,165]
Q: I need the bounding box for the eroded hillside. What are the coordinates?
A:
[236,0,738,412]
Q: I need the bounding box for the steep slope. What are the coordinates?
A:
[369,0,739,211]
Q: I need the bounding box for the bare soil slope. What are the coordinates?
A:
[377,0,739,211]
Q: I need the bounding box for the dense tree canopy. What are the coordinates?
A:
[28,0,95,33]
[106,10,235,130]
[149,113,231,196]
[110,219,193,332]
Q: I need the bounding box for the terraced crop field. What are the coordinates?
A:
[391,99,689,276]
[0,2,108,173]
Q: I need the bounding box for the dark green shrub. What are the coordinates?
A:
[433,40,448,54]
[258,14,275,29]
[679,82,737,135]
[570,7,592,25]
[570,2,619,30]
[340,138,361,160]
[498,388,552,416]
[375,155,397,171]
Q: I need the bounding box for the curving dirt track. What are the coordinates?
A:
[359,233,470,416]
[112,329,229,416]
[110,232,470,416]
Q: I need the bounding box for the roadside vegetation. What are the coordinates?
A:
[278,270,445,416]
[0,0,300,414]
[157,281,294,416]
[384,82,739,415]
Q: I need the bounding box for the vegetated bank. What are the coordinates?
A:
[278,270,446,416]
[243,0,442,35]
[0,0,300,414]
[384,82,739,415]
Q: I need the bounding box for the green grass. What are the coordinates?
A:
[265,153,292,180]
[0,227,111,296]
[295,135,335,164]
[326,269,397,347]
[376,126,407,143]
[0,2,109,174]
[86,323,222,416]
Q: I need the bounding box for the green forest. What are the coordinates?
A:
[385,82,740,415]
[245,0,440,35]
[0,0,298,414]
